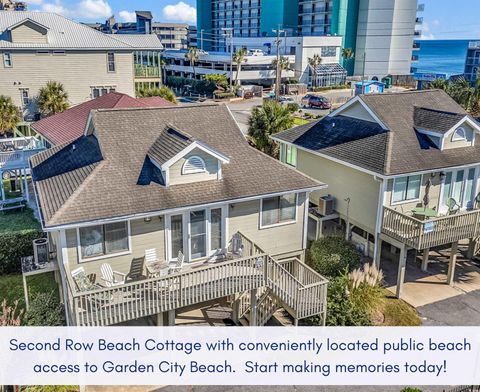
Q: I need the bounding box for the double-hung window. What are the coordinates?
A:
[261,194,297,228]
[107,52,116,72]
[79,222,129,260]
[392,175,421,203]
[3,52,12,68]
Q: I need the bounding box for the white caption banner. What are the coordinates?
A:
[0,327,479,386]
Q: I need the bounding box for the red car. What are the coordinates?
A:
[306,95,331,109]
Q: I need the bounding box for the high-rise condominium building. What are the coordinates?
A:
[197,0,421,77]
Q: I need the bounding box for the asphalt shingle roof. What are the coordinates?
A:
[31,92,174,146]
[32,105,323,228]
[147,126,194,166]
[274,90,480,176]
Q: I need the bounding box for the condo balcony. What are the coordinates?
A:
[0,136,45,170]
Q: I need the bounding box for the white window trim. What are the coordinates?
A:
[76,220,132,263]
[452,127,467,142]
[390,175,422,206]
[259,193,299,229]
[182,155,207,175]
[285,144,297,167]
[107,52,116,73]
[3,52,12,68]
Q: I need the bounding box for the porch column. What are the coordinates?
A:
[167,310,176,326]
[231,294,240,325]
[421,248,430,272]
[316,219,323,240]
[395,244,407,299]
[373,237,382,268]
[467,238,477,260]
[0,170,5,201]
[24,168,29,200]
[156,312,165,326]
[249,288,258,327]
[447,241,459,286]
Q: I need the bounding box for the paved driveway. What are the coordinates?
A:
[418,289,480,326]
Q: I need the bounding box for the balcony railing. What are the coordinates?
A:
[65,232,328,326]
[0,137,45,169]
[134,65,161,78]
[382,207,480,250]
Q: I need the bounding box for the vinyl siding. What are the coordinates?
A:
[10,22,48,44]
[443,123,475,150]
[338,100,377,123]
[228,193,306,256]
[64,217,165,284]
[168,148,220,185]
[296,148,379,233]
[0,50,135,108]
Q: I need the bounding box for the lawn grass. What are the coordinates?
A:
[293,117,310,126]
[376,288,422,326]
[0,207,41,234]
[0,272,58,312]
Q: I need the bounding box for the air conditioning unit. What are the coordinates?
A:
[33,238,49,266]
[318,195,335,216]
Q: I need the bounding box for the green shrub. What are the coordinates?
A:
[166,76,217,95]
[0,230,45,274]
[400,388,422,392]
[309,236,362,278]
[286,102,300,113]
[349,263,384,314]
[137,85,177,103]
[305,274,371,326]
[22,386,79,392]
[215,92,236,99]
[24,291,65,326]
[312,84,350,92]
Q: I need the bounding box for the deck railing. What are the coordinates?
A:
[382,207,480,249]
[66,232,328,326]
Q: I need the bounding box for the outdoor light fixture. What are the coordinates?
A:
[144,217,152,223]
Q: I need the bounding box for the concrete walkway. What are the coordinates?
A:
[381,245,480,308]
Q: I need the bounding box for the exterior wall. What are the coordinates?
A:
[11,22,48,43]
[354,0,417,77]
[296,148,380,233]
[228,192,307,256]
[384,173,442,212]
[338,100,377,122]
[64,217,165,284]
[168,148,220,185]
[0,50,135,109]
[443,123,475,150]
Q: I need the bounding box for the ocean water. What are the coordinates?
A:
[413,39,471,75]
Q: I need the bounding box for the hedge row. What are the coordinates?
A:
[0,229,45,274]
[166,76,217,95]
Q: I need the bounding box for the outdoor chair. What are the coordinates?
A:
[126,257,146,281]
[71,267,112,306]
[168,251,185,274]
[447,198,460,215]
[100,263,126,287]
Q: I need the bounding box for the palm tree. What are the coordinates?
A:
[185,47,200,79]
[426,76,480,115]
[248,100,294,157]
[37,81,69,117]
[233,48,248,86]
[341,48,355,62]
[159,55,167,85]
[308,54,322,89]
[0,95,21,136]
[272,56,291,98]
[137,86,177,104]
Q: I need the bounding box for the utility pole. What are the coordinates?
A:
[273,26,285,102]
[223,28,234,90]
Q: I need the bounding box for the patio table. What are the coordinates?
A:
[412,207,438,220]
[146,260,169,278]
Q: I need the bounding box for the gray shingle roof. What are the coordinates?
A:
[414,106,466,134]
[32,105,323,228]
[0,12,161,49]
[274,90,480,176]
[147,126,194,166]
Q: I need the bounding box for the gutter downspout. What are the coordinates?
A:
[373,175,387,263]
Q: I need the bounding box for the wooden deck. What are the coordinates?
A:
[382,207,480,250]
[65,233,328,326]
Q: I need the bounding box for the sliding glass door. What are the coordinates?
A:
[189,210,207,260]
[440,168,478,212]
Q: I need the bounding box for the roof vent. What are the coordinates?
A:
[72,144,76,151]
[332,122,335,128]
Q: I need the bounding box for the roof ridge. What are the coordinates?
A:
[94,103,219,113]
[414,106,465,116]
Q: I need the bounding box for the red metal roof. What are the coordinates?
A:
[31,92,174,146]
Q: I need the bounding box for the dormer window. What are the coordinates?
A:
[182,156,206,175]
[452,127,467,141]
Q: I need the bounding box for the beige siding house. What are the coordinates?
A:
[0,12,162,119]
[31,104,328,327]
[273,90,480,298]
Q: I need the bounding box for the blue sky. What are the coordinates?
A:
[26,0,480,40]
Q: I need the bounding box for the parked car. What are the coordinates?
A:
[248,49,265,56]
[279,96,296,106]
[302,94,331,109]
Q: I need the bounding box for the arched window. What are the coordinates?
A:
[452,127,467,141]
[182,156,206,175]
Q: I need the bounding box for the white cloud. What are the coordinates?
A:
[119,10,136,22]
[41,0,70,15]
[431,19,440,27]
[28,0,43,5]
[76,0,112,19]
[420,21,435,40]
[162,1,196,24]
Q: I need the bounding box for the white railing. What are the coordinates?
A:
[0,137,44,169]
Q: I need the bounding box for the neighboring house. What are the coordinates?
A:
[30,92,173,147]
[30,104,328,327]
[0,12,163,119]
[273,89,480,298]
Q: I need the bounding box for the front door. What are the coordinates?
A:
[440,168,478,212]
